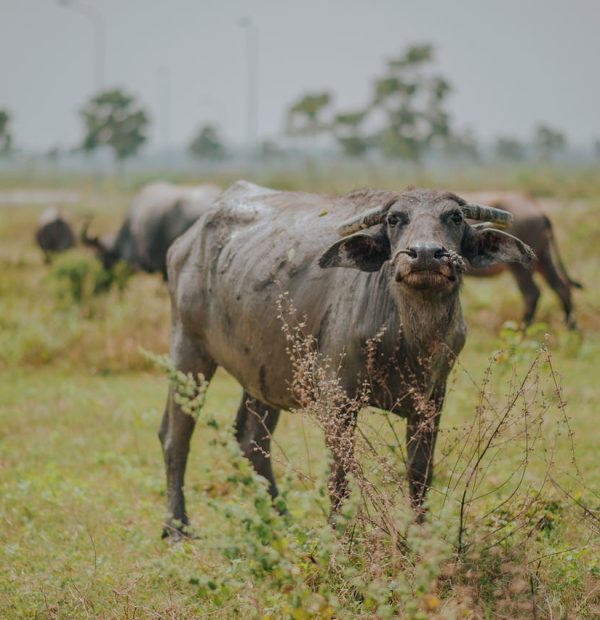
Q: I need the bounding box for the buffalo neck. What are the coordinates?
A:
[389,276,465,385]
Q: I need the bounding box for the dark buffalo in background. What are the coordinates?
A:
[463,192,582,328]
[35,207,76,263]
[159,181,534,537]
[82,181,222,279]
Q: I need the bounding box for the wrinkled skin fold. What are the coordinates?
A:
[160,182,535,536]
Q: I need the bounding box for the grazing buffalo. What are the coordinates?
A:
[35,208,75,263]
[159,181,534,536]
[82,181,221,279]
[463,192,581,328]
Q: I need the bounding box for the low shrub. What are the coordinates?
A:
[48,253,131,308]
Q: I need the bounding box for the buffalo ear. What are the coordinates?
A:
[319,226,390,272]
[462,227,535,269]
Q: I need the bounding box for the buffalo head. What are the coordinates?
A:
[319,189,534,296]
[81,218,120,271]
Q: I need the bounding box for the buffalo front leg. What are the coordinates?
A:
[234,393,281,499]
[325,409,358,521]
[159,389,196,538]
[406,392,442,522]
[158,332,216,539]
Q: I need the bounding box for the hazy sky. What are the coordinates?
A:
[2,0,599,151]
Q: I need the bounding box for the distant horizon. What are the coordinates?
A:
[2,0,600,151]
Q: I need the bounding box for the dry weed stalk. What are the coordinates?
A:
[268,294,599,615]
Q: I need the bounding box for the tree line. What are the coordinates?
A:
[284,44,575,165]
[0,89,225,169]
[0,43,596,167]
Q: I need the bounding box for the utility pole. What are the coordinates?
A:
[237,17,258,163]
[58,0,106,92]
[157,67,171,156]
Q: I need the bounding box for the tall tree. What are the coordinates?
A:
[533,124,566,162]
[443,128,480,163]
[285,91,333,186]
[188,124,227,160]
[370,44,451,163]
[495,136,526,162]
[285,91,332,140]
[333,110,370,157]
[0,109,13,155]
[259,139,283,162]
[80,89,149,169]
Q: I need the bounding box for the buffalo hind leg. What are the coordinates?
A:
[537,252,577,329]
[234,393,280,500]
[406,389,443,523]
[509,264,541,327]
[159,329,216,539]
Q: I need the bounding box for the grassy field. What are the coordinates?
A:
[1,172,599,618]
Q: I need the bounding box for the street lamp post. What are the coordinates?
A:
[58,0,106,92]
[157,67,171,155]
[237,17,258,162]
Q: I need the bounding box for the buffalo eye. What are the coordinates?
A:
[448,210,463,225]
[387,212,408,227]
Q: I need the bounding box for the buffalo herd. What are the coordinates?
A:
[34,179,581,532]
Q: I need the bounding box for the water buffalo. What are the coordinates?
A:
[159,181,534,536]
[82,181,221,279]
[35,207,75,263]
[463,192,581,328]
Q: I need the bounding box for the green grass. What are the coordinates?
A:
[1,174,600,617]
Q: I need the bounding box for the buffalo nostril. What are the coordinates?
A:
[406,244,446,261]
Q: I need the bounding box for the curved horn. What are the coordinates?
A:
[80,217,104,250]
[461,203,513,228]
[337,206,388,237]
